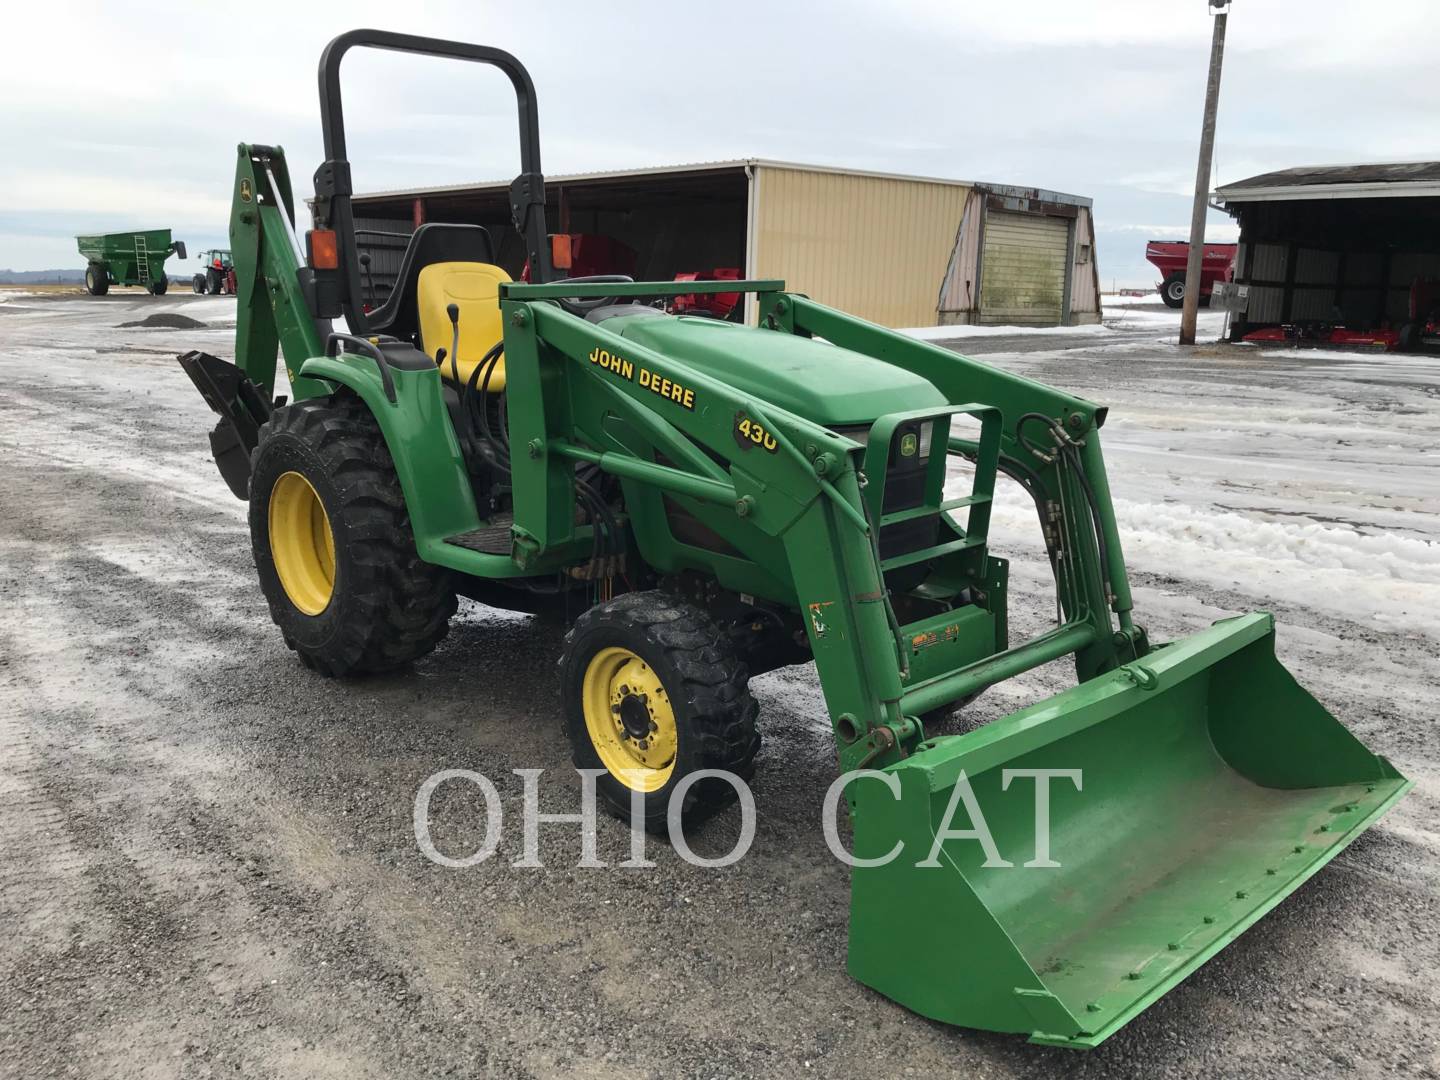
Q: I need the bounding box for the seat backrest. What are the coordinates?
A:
[417,261,512,389]
[363,223,496,341]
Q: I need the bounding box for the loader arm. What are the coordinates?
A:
[503,285,913,764]
[499,280,1137,770]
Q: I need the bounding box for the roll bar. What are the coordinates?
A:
[313,28,553,332]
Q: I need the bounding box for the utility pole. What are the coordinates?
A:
[1179,2,1229,346]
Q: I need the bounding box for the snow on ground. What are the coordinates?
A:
[142,295,238,324]
[902,321,1112,340]
[2,289,1438,1078]
[974,490,1440,640]
[929,303,1440,644]
[1102,296,1229,338]
[904,295,1230,344]
[1258,347,1394,361]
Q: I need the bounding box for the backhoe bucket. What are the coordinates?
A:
[847,612,1409,1049]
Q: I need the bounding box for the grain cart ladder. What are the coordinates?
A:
[176,29,1410,1050]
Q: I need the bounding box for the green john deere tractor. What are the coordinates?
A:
[177,29,1409,1050]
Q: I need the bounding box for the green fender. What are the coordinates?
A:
[298,354,486,567]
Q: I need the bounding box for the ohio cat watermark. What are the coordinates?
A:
[414,767,1081,869]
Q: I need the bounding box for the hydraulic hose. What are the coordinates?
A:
[1015,413,1115,613]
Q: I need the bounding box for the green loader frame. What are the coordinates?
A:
[177,29,1410,1050]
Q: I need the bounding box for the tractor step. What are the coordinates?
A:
[448,514,514,554]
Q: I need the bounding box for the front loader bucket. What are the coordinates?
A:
[847,612,1409,1049]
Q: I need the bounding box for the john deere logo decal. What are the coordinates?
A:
[900,433,919,458]
[239,178,253,203]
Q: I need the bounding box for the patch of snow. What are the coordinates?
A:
[146,297,237,322]
[1108,498,1440,638]
[901,322,1112,341]
[1259,348,1396,361]
[0,290,36,303]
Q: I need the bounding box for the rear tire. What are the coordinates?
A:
[206,269,221,295]
[1161,276,1185,308]
[248,394,457,676]
[560,591,760,832]
[149,277,168,295]
[85,264,108,296]
[192,274,206,294]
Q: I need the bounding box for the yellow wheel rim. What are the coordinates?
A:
[268,471,336,616]
[581,646,678,792]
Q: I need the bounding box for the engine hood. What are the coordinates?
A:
[608,313,945,427]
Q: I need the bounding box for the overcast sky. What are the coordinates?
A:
[3,1,1435,286]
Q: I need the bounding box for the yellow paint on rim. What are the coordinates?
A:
[581,646,678,792]
[268,471,336,616]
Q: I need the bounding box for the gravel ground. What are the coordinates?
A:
[0,290,1436,1079]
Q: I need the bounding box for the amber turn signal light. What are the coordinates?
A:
[308,229,339,270]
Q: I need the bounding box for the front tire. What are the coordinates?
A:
[85,264,108,296]
[560,591,760,832]
[248,394,456,676]
[1161,275,1185,308]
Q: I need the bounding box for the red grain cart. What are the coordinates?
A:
[1145,240,1237,308]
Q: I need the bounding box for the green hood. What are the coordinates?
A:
[611,313,945,427]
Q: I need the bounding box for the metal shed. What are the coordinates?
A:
[1216,162,1440,340]
[936,184,1100,327]
[345,159,1101,328]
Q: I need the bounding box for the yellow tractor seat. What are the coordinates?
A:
[417,261,511,391]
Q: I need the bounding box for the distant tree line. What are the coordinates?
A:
[0,268,87,284]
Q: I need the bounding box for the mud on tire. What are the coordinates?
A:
[248,393,456,676]
[560,591,761,833]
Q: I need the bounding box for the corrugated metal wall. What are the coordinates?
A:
[1238,239,1440,327]
[937,190,984,319]
[1242,242,1288,323]
[352,216,415,309]
[979,211,1070,325]
[1291,247,1341,321]
[1068,206,1101,324]
[752,165,970,327]
[1341,250,1383,325]
[1391,251,1440,319]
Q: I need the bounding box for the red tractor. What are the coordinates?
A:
[191,249,237,295]
[1145,240,1237,308]
[527,234,742,319]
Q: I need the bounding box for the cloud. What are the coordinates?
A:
[1,0,1436,287]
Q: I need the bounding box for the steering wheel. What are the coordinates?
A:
[551,274,635,316]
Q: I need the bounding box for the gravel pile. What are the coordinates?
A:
[119,312,207,329]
